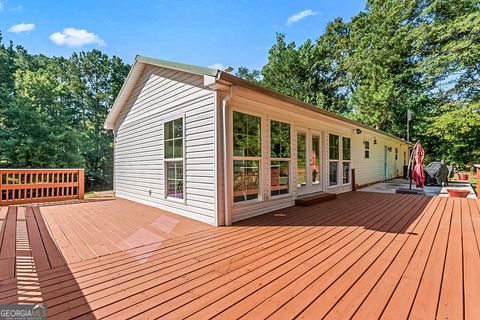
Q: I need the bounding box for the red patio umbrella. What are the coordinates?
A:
[411,142,425,188]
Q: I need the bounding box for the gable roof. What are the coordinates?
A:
[104,55,219,129]
[137,56,219,77]
[105,55,411,146]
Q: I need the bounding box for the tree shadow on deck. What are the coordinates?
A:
[0,205,93,318]
[234,192,436,234]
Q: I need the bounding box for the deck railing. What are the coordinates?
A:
[475,164,480,197]
[0,169,84,205]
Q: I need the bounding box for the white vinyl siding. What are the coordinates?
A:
[113,65,216,225]
[111,61,410,226]
[350,134,408,186]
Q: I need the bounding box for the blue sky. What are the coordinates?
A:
[0,0,365,70]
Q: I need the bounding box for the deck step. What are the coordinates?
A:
[295,192,337,207]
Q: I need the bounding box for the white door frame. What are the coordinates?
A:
[310,130,323,193]
[297,128,324,195]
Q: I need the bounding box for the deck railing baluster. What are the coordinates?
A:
[0,169,85,205]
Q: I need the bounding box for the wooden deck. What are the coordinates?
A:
[0,192,479,319]
[0,198,213,278]
[39,199,212,264]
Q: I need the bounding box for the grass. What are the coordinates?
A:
[84,191,97,199]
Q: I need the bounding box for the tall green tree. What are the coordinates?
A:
[0,33,16,165]
[256,0,478,166]
[261,32,350,114]
[414,0,480,166]
[235,66,261,82]
[0,36,129,190]
[3,64,83,167]
[343,0,429,136]
[66,50,129,189]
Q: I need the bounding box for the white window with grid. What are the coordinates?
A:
[164,117,184,200]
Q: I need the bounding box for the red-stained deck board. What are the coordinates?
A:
[352,197,447,319]
[437,198,464,319]
[462,199,480,320]
[32,206,66,269]
[390,194,454,319]
[47,192,394,318]
[52,205,113,257]
[263,196,427,320]
[45,206,97,262]
[111,194,399,320]
[35,206,318,313]
[0,193,478,320]
[48,195,385,318]
[38,198,214,261]
[0,207,7,241]
[25,207,51,271]
[0,207,17,280]
[348,197,442,318]
[317,197,441,320]
[181,194,417,320]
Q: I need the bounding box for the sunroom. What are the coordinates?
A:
[227,101,354,222]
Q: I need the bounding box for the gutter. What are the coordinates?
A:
[221,84,236,226]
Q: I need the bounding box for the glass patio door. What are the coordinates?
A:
[297,130,323,195]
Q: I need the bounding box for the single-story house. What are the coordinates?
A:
[105,56,412,226]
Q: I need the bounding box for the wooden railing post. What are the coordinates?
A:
[78,169,85,199]
[475,164,480,198]
[352,168,356,191]
[0,170,3,206]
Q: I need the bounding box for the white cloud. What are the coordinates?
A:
[208,63,224,70]
[286,9,318,26]
[8,23,35,33]
[0,0,5,11]
[49,28,105,47]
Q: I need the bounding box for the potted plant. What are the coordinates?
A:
[457,164,470,180]
[447,189,470,198]
[458,172,469,180]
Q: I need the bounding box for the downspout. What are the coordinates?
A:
[222,85,236,226]
[113,129,117,196]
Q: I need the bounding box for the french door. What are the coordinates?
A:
[297,129,323,195]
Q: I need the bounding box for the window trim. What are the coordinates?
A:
[296,129,308,188]
[269,118,292,197]
[328,133,340,187]
[364,141,370,159]
[231,109,263,205]
[310,131,323,187]
[163,115,186,203]
[342,136,352,185]
[327,133,352,188]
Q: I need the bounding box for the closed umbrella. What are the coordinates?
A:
[411,142,425,188]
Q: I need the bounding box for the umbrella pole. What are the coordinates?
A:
[408,142,418,190]
[409,159,413,189]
